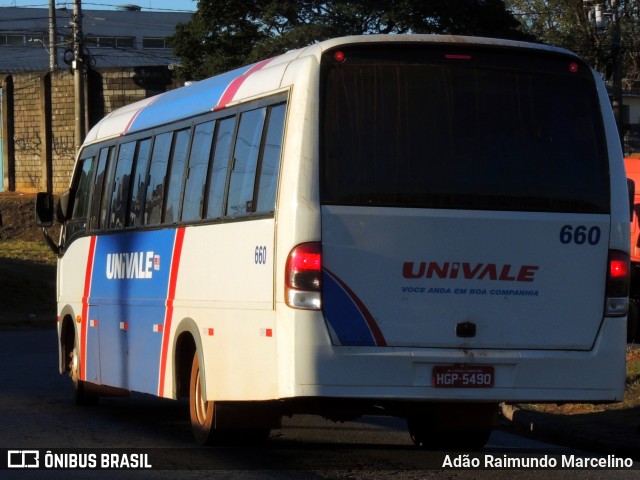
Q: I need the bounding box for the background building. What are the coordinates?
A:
[0,5,191,192]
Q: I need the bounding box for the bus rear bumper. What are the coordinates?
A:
[292,316,627,403]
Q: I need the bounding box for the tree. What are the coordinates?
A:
[617,2,640,91]
[170,0,531,80]
[506,0,640,90]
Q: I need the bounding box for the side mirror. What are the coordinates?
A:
[628,179,636,223]
[35,192,55,228]
[35,192,63,256]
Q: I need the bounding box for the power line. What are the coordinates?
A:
[2,3,195,13]
[82,2,194,13]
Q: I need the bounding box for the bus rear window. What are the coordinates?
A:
[320,45,610,213]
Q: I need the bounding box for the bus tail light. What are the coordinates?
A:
[333,50,346,63]
[285,242,322,310]
[605,250,630,316]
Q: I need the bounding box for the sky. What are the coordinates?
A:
[0,0,196,13]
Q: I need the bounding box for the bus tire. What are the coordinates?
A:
[189,353,216,445]
[188,353,273,445]
[408,416,492,451]
[70,345,98,406]
[407,405,494,451]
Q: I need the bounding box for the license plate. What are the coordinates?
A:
[432,366,494,388]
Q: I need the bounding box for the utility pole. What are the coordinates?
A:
[611,0,624,146]
[48,0,58,71]
[584,0,624,147]
[72,0,86,153]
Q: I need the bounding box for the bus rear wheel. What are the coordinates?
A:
[189,353,216,445]
[407,403,496,451]
[408,417,492,450]
[188,353,274,445]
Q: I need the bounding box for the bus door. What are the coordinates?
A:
[92,230,176,394]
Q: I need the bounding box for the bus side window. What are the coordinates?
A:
[255,103,286,213]
[144,132,172,226]
[164,128,191,224]
[182,121,214,222]
[88,147,111,231]
[67,155,97,240]
[226,108,266,217]
[108,141,136,229]
[128,138,152,227]
[205,116,235,220]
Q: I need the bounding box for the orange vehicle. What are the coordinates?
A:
[625,156,640,343]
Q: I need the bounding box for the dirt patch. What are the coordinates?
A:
[0,192,46,242]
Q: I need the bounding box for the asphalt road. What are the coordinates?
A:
[0,328,637,480]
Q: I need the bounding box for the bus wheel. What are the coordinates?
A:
[69,346,98,406]
[189,353,216,445]
[407,416,492,451]
[188,354,273,445]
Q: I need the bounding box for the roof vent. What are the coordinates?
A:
[116,4,142,11]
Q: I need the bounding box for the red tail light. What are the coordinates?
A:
[445,54,472,60]
[610,259,628,279]
[605,250,629,316]
[285,243,322,310]
[333,51,346,63]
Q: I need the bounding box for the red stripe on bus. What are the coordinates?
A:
[123,110,140,135]
[214,58,272,111]
[158,227,186,397]
[80,236,97,381]
[123,96,160,135]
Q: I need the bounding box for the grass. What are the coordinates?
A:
[627,348,640,385]
[0,239,58,265]
[0,239,57,327]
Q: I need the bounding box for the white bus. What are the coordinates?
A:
[37,34,630,450]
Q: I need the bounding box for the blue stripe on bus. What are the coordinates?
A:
[87,229,178,394]
[322,270,378,346]
[126,65,255,134]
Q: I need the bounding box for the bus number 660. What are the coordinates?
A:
[255,246,267,265]
[559,225,601,245]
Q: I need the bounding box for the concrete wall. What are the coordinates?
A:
[1,67,180,193]
[12,73,42,191]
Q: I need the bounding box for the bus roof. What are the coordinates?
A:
[83,34,577,146]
